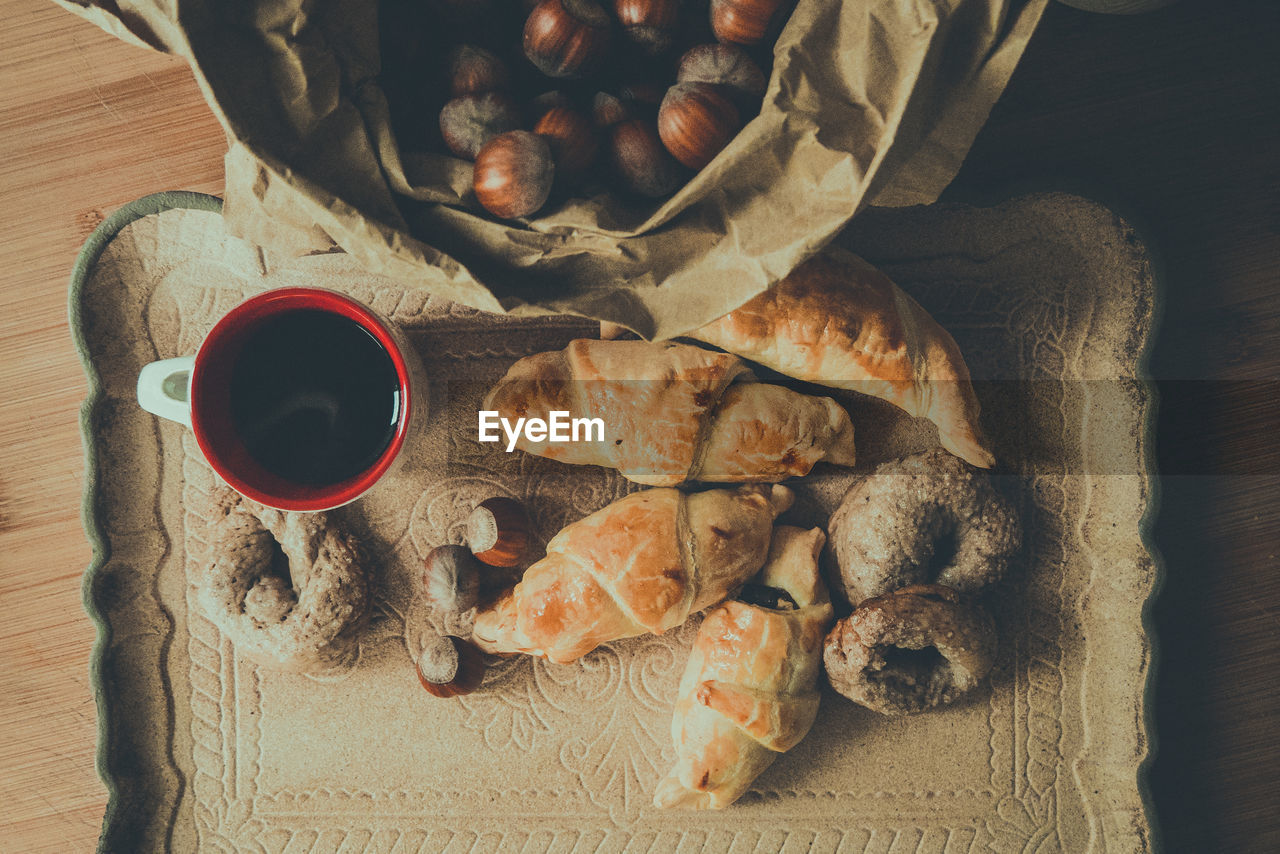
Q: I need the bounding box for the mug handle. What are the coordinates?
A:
[137,356,195,428]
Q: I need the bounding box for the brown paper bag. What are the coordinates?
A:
[56,0,1046,338]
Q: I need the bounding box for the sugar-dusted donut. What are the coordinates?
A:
[827,448,1020,607]
[822,584,996,715]
[195,485,369,672]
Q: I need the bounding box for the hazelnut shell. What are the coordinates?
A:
[710,0,786,46]
[422,544,483,619]
[677,43,767,101]
[531,90,576,121]
[607,118,682,197]
[618,81,666,114]
[534,104,600,184]
[473,131,556,219]
[614,0,679,53]
[593,91,630,127]
[440,92,522,160]
[466,496,533,567]
[447,44,510,97]
[416,635,487,698]
[657,82,741,170]
[523,0,613,79]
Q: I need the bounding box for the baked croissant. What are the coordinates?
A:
[482,339,855,486]
[654,526,834,809]
[685,249,994,468]
[471,484,794,664]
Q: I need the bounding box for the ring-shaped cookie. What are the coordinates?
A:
[827,448,1020,606]
[196,486,369,672]
[822,584,996,715]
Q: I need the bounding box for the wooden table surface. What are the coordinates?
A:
[1,1,1275,851]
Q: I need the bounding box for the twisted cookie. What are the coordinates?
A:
[822,584,995,715]
[196,485,369,672]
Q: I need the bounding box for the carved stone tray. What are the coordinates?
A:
[73,191,1159,852]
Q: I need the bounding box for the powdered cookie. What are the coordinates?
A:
[827,448,1020,606]
[822,585,996,715]
[196,484,369,672]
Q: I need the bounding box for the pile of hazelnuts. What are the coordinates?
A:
[384,0,792,220]
[407,496,532,697]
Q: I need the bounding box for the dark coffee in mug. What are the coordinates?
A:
[139,287,423,511]
[229,309,402,487]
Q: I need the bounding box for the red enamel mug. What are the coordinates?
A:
[136,288,427,511]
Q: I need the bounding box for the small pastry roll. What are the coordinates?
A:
[689,249,994,468]
[482,338,855,485]
[472,485,794,664]
[654,526,834,809]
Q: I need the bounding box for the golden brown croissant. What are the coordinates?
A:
[482,339,855,486]
[653,526,834,809]
[471,484,794,664]
[686,249,994,468]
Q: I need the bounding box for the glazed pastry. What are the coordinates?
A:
[686,249,994,468]
[826,448,1021,607]
[482,339,855,486]
[472,484,793,664]
[195,483,368,672]
[823,584,996,715]
[654,526,834,809]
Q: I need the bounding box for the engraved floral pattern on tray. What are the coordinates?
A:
[81,196,1157,853]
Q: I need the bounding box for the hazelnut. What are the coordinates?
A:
[421,544,483,634]
[613,0,679,54]
[676,43,766,103]
[607,117,682,197]
[473,131,556,219]
[618,81,666,120]
[709,0,786,46]
[523,0,613,79]
[593,91,630,128]
[534,104,599,185]
[404,543,513,663]
[657,82,741,170]
[446,44,510,97]
[530,90,576,121]
[439,92,522,160]
[415,634,486,698]
[466,496,533,567]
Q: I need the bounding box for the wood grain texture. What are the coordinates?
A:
[0,1,1275,852]
[0,3,223,853]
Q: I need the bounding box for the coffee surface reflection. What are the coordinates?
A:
[229,310,401,486]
